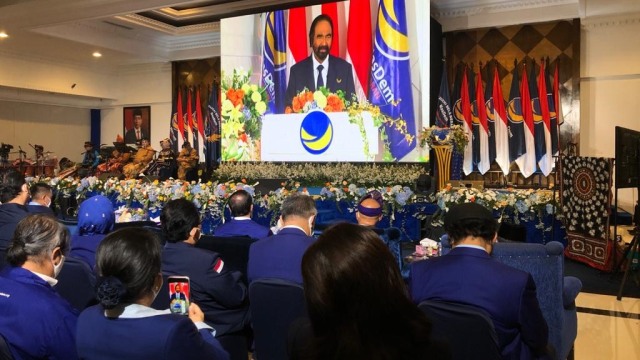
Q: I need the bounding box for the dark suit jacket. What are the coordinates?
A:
[247,227,315,285]
[285,55,356,107]
[162,241,250,336]
[214,218,271,239]
[124,128,149,145]
[410,246,549,360]
[70,234,106,270]
[26,204,54,216]
[77,305,229,360]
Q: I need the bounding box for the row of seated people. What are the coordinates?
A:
[58,138,198,180]
[0,166,578,360]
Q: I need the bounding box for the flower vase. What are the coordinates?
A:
[432,145,453,190]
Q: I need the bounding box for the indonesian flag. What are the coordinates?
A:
[461,67,474,176]
[516,65,537,178]
[475,69,490,174]
[492,66,510,175]
[287,6,308,67]
[346,0,372,102]
[186,88,194,147]
[322,2,340,58]
[537,60,553,176]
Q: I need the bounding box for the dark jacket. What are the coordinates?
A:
[0,203,28,250]
[162,241,250,335]
[285,55,356,107]
[214,218,271,239]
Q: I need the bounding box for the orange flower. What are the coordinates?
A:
[285,106,293,114]
[241,178,247,183]
[292,97,302,113]
[305,91,313,103]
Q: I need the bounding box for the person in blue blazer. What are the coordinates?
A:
[0,214,79,360]
[214,189,271,239]
[248,194,317,285]
[0,169,29,253]
[76,227,229,360]
[285,14,356,108]
[26,182,54,216]
[410,203,550,360]
[161,199,250,336]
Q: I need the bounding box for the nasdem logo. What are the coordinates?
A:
[300,111,333,155]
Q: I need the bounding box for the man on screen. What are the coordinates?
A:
[285,14,355,108]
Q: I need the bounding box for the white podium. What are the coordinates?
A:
[261,111,378,162]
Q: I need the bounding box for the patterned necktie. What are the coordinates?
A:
[316,64,324,89]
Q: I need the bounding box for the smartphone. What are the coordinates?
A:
[167,276,190,315]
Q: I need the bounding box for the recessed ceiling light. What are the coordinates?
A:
[0,32,8,38]
[92,51,102,58]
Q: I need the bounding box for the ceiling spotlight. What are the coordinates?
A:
[92,51,102,58]
[0,32,8,39]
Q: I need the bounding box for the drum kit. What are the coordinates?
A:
[0,142,57,177]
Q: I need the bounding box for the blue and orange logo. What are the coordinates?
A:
[300,111,333,154]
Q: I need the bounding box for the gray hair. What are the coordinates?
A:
[281,194,317,220]
[7,215,70,266]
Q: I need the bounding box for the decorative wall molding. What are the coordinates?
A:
[432,0,577,19]
[582,13,640,29]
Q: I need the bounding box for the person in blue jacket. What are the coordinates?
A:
[248,194,317,285]
[161,199,250,336]
[0,168,30,253]
[214,189,271,239]
[410,203,550,359]
[76,227,229,360]
[69,195,115,269]
[0,214,79,360]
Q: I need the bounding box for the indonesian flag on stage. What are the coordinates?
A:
[537,60,553,176]
[461,67,474,176]
[492,66,510,175]
[516,64,537,178]
[287,6,308,67]
[475,68,490,175]
[186,88,195,151]
[195,86,206,161]
[346,0,372,102]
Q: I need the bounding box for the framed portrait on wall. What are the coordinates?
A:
[123,106,151,145]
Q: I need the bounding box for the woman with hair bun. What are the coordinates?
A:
[76,227,229,360]
[0,214,78,359]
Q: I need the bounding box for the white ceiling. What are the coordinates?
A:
[0,0,639,70]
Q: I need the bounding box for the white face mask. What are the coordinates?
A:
[53,255,65,278]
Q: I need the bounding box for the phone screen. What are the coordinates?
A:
[168,276,190,315]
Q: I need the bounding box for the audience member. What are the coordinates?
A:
[76,227,229,359]
[248,194,316,285]
[0,168,29,251]
[27,182,54,215]
[0,214,78,359]
[410,202,549,359]
[161,199,250,336]
[290,223,449,360]
[214,189,271,239]
[70,195,115,269]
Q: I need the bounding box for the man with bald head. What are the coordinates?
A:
[356,190,384,227]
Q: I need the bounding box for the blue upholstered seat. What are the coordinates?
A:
[441,235,581,360]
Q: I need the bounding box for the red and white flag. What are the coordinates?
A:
[186,88,194,147]
[537,61,553,176]
[516,65,537,178]
[461,67,474,176]
[346,0,372,102]
[287,6,308,67]
[492,66,510,175]
[553,61,563,155]
[195,85,206,161]
[476,69,490,175]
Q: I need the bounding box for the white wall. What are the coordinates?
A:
[580,15,640,212]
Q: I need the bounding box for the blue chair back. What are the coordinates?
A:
[249,278,306,360]
[196,235,255,284]
[55,256,97,311]
[419,300,501,360]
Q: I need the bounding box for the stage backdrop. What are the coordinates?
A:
[444,19,580,181]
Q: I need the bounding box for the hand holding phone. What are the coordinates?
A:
[188,303,205,323]
[168,276,190,315]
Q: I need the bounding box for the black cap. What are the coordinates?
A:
[444,202,494,228]
[84,141,93,147]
